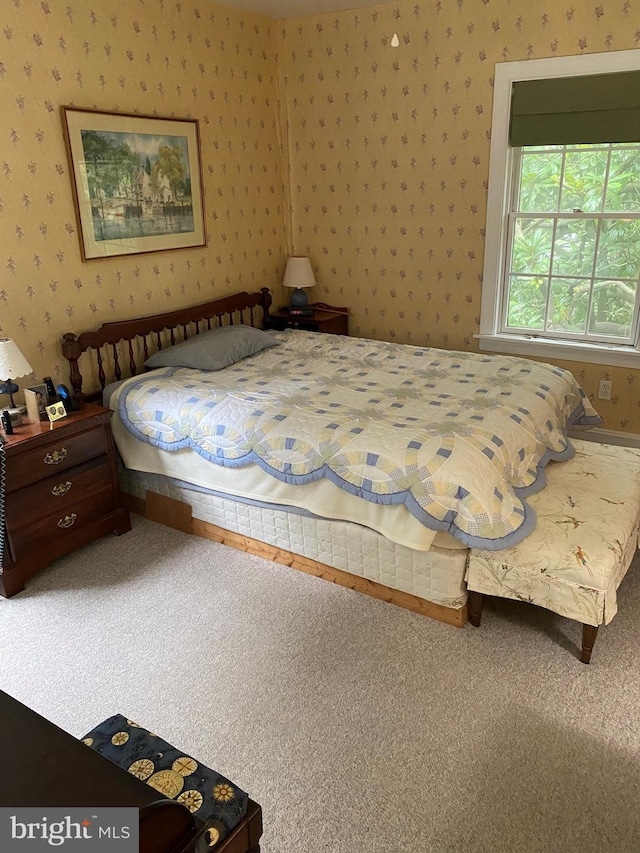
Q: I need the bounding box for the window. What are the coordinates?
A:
[480,50,640,368]
[505,142,640,345]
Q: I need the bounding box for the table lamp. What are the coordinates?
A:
[283,257,316,309]
[0,337,33,426]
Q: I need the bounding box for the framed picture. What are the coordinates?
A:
[24,384,49,422]
[61,107,206,261]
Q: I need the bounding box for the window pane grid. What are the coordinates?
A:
[503,142,640,346]
[509,274,639,284]
[513,212,640,220]
[557,150,568,212]
[502,287,638,345]
[602,147,613,212]
[556,148,568,211]
[542,219,559,331]
[584,219,603,334]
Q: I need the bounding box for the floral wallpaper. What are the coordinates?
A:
[0,0,287,389]
[281,0,640,432]
[2,0,639,432]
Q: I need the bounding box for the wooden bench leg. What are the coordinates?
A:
[581,624,599,664]
[469,590,484,627]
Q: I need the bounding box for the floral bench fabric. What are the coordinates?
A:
[466,440,640,627]
[82,714,248,848]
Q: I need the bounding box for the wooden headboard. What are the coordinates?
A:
[62,287,272,402]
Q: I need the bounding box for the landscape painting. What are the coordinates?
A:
[62,108,205,260]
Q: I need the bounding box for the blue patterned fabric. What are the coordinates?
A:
[82,715,248,847]
[118,330,601,549]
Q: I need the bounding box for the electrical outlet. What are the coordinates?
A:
[598,379,613,401]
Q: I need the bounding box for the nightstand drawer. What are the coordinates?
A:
[6,456,113,529]
[7,426,110,492]
[8,487,119,556]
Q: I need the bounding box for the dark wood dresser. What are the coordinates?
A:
[0,691,263,853]
[0,404,131,597]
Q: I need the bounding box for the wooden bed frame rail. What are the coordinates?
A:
[127,490,468,629]
[61,287,272,402]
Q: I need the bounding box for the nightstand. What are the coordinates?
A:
[0,404,131,597]
[267,303,349,335]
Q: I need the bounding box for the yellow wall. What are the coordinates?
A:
[0,0,286,389]
[2,0,639,431]
[281,0,640,431]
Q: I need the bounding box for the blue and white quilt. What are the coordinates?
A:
[119,330,601,549]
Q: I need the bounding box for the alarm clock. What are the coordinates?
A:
[56,383,79,412]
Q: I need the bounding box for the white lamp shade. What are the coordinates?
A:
[0,338,33,379]
[283,257,316,289]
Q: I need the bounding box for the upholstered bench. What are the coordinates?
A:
[466,439,640,663]
[82,715,260,851]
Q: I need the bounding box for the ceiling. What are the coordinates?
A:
[212,0,389,19]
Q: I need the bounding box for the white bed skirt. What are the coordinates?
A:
[120,468,469,612]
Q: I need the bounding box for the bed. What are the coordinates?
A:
[62,288,600,626]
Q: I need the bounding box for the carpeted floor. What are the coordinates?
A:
[2,514,640,852]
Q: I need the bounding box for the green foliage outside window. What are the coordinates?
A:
[507,144,640,340]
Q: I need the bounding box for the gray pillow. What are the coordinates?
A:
[144,324,277,371]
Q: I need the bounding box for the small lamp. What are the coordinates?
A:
[283,257,316,308]
[0,338,33,422]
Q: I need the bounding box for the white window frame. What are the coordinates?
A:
[479,49,640,368]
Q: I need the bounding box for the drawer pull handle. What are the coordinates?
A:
[57,514,77,529]
[44,448,68,465]
[52,481,72,497]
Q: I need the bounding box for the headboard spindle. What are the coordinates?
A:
[112,344,122,382]
[96,348,106,390]
[128,341,136,377]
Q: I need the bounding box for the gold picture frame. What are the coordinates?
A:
[46,401,67,423]
[61,106,206,261]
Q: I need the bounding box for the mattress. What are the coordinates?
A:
[120,467,469,610]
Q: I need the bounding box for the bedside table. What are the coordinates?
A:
[0,404,131,597]
[267,303,349,335]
